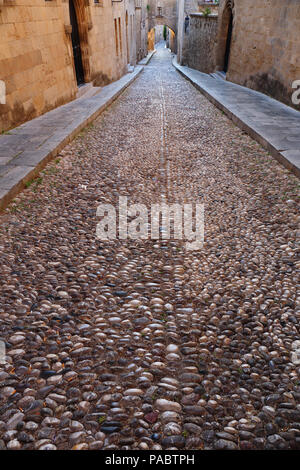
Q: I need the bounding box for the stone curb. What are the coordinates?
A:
[0,66,144,212]
[138,49,156,66]
[173,58,300,179]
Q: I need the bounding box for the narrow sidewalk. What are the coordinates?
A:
[0,65,144,211]
[173,58,300,178]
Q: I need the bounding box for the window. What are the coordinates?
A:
[114,18,119,56]
[118,18,122,55]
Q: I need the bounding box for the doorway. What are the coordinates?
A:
[223,9,233,73]
[69,0,85,86]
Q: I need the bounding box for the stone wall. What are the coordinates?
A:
[177,0,198,64]
[148,27,155,51]
[155,24,164,43]
[0,0,139,132]
[197,1,218,14]
[135,0,149,62]
[217,0,300,109]
[125,0,137,67]
[182,13,217,72]
[0,0,72,131]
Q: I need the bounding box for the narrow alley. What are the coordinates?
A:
[0,44,299,451]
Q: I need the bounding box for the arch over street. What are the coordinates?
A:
[147,0,178,52]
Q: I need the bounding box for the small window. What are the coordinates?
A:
[114,18,119,56]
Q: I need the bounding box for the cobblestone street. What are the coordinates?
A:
[0,44,299,450]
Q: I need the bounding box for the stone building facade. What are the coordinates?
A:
[0,0,148,132]
[166,26,175,51]
[181,12,218,73]
[177,0,300,109]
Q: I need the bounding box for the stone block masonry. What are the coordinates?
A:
[0,46,299,450]
[182,13,218,73]
[178,0,300,110]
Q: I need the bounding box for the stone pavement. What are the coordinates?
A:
[0,66,144,211]
[173,59,300,178]
[138,49,156,65]
[0,43,299,451]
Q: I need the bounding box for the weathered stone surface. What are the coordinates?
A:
[0,45,298,453]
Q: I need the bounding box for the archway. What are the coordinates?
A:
[69,0,84,85]
[216,0,235,75]
[147,1,178,54]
